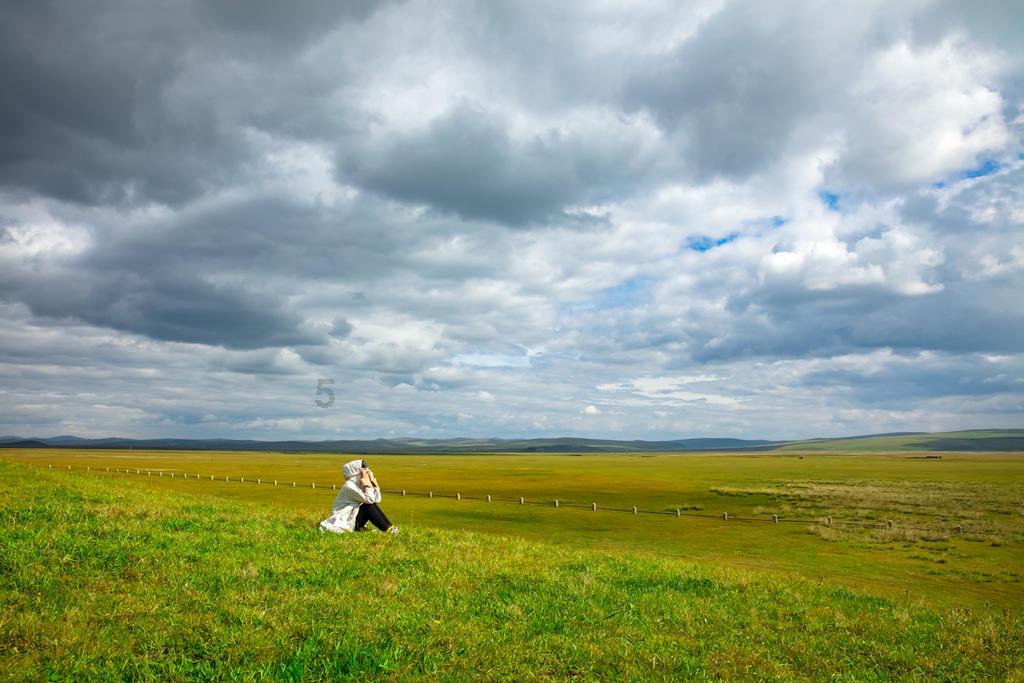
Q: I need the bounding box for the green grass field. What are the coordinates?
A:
[2,448,1022,614]
[1,459,1022,681]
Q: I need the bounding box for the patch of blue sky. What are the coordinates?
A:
[688,232,739,252]
[819,191,840,211]
[769,215,786,228]
[559,300,596,314]
[450,353,531,368]
[932,158,1005,189]
[593,276,654,309]
[961,159,999,179]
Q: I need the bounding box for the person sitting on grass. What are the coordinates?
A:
[319,459,398,535]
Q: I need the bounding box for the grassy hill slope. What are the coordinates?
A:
[1,462,1021,681]
[776,429,1024,453]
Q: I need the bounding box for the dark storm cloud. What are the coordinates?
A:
[341,106,653,225]
[0,1,384,208]
[0,2,230,206]
[0,188,469,350]
[0,265,321,350]
[688,281,1024,363]
[624,6,818,180]
[800,352,1024,405]
[83,194,416,281]
[330,317,353,338]
[199,0,382,48]
[0,184,527,352]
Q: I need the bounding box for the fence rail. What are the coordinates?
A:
[24,461,1008,537]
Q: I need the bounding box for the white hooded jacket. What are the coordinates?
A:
[319,459,382,534]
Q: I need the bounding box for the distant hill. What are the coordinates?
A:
[0,429,1021,453]
[0,439,51,448]
[0,435,778,453]
[772,429,1024,453]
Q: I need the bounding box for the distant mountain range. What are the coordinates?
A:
[1,429,1022,453]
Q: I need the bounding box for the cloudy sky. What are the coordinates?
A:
[1,1,1022,440]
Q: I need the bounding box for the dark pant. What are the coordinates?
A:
[354,503,392,531]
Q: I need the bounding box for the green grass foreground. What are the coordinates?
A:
[1,462,1022,681]
[6,448,1023,611]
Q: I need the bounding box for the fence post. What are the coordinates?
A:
[487,495,492,502]
[429,491,433,498]
[258,478,262,485]
[49,465,52,469]
[826,516,832,526]
[592,502,597,511]
[723,512,729,521]
[772,515,779,524]
[554,499,559,508]
[401,489,406,496]
[519,497,524,505]
[225,476,229,482]
[887,519,893,529]
[292,482,296,488]
[311,482,315,489]
[456,492,461,500]
[956,525,963,534]
[632,506,638,515]
[68,465,72,470]
[148,471,151,476]
[331,483,334,490]
[240,477,244,483]
[210,475,214,481]
[274,480,278,486]
[675,508,681,517]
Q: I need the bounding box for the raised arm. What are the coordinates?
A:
[355,468,382,504]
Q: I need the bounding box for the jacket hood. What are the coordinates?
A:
[342,459,364,481]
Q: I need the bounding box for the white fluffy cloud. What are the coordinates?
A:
[833,36,1013,190]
